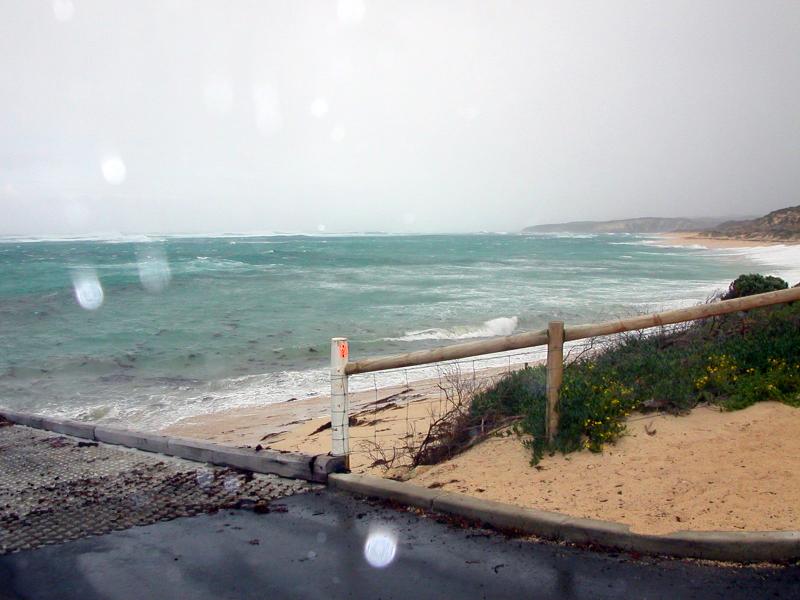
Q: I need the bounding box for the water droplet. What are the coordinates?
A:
[195,469,214,489]
[364,530,396,568]
[310,97,329,119]
[101,156,126,185]
[137,246,171,293]
[72,270,104,311]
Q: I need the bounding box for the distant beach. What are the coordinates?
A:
[660,231,800,249]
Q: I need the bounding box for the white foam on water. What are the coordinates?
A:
[522,232,598,239]
[0,233,164,244]
[43,365,333,429]
[386,316,519,341]
[635,237,709,250]
[609,238,708,251]
[714,244,800,286]
[180,257,277,274]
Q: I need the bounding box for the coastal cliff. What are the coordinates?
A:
[699,205,800,242]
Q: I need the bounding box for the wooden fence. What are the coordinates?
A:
[331,286,800,464]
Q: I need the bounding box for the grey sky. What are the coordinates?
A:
[1,0,798,235]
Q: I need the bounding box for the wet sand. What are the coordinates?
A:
[165,365,514,470]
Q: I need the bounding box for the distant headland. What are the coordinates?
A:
[524,205,800,243]
[522,216,726,234]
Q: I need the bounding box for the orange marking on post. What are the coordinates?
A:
[339,341,349,359]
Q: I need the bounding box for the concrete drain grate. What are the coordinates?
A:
[1,425,318,554]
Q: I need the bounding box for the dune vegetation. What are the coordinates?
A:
[469,274,800,463]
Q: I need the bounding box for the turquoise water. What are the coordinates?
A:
[0,233,794,427]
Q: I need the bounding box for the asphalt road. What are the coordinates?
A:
[1,489,798,600]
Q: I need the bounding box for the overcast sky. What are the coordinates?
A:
[1,1,798,235]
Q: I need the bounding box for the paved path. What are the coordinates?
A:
[0,424,316,553]
[2,490,798,600]
[2,422,798,599]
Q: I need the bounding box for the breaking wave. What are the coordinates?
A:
[387,316,519,341]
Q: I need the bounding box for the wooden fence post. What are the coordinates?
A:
[331,337,350,469]
[546,321,564,444]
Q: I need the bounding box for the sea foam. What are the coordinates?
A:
[387,316,519,342]
[717,244,800,286]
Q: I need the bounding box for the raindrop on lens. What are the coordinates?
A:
[101,156,126,185]
[310,97,329,118]
[364,530,397,568]
[72,271,104,311]
[196,469,214,489]
[137,246,171,293]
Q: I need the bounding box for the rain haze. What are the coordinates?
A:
[1,0,799,236]
[5,5,800,586]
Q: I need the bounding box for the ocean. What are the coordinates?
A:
[1,233,798,429]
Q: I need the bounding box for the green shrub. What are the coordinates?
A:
[470,366,545,421]
[696,355,800,410]
[555,366,636,452]
[469,274,800,464]
[722,273,787,300]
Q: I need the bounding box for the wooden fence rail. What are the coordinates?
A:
[333,285,800,458]
[345,286,800,375]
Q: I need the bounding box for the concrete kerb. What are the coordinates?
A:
[328,473,800,564]
[41,417,96,440]
[0,408,340,483]
[2,410,44,430]
[94,426,170,455]
[328,471,443,510]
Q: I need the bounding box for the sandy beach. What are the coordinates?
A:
[411,402,800,535]
[659,231,800,249]
[166,365,516,471]
[167,371,800,535]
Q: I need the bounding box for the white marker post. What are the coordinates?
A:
[330,337,350,469]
